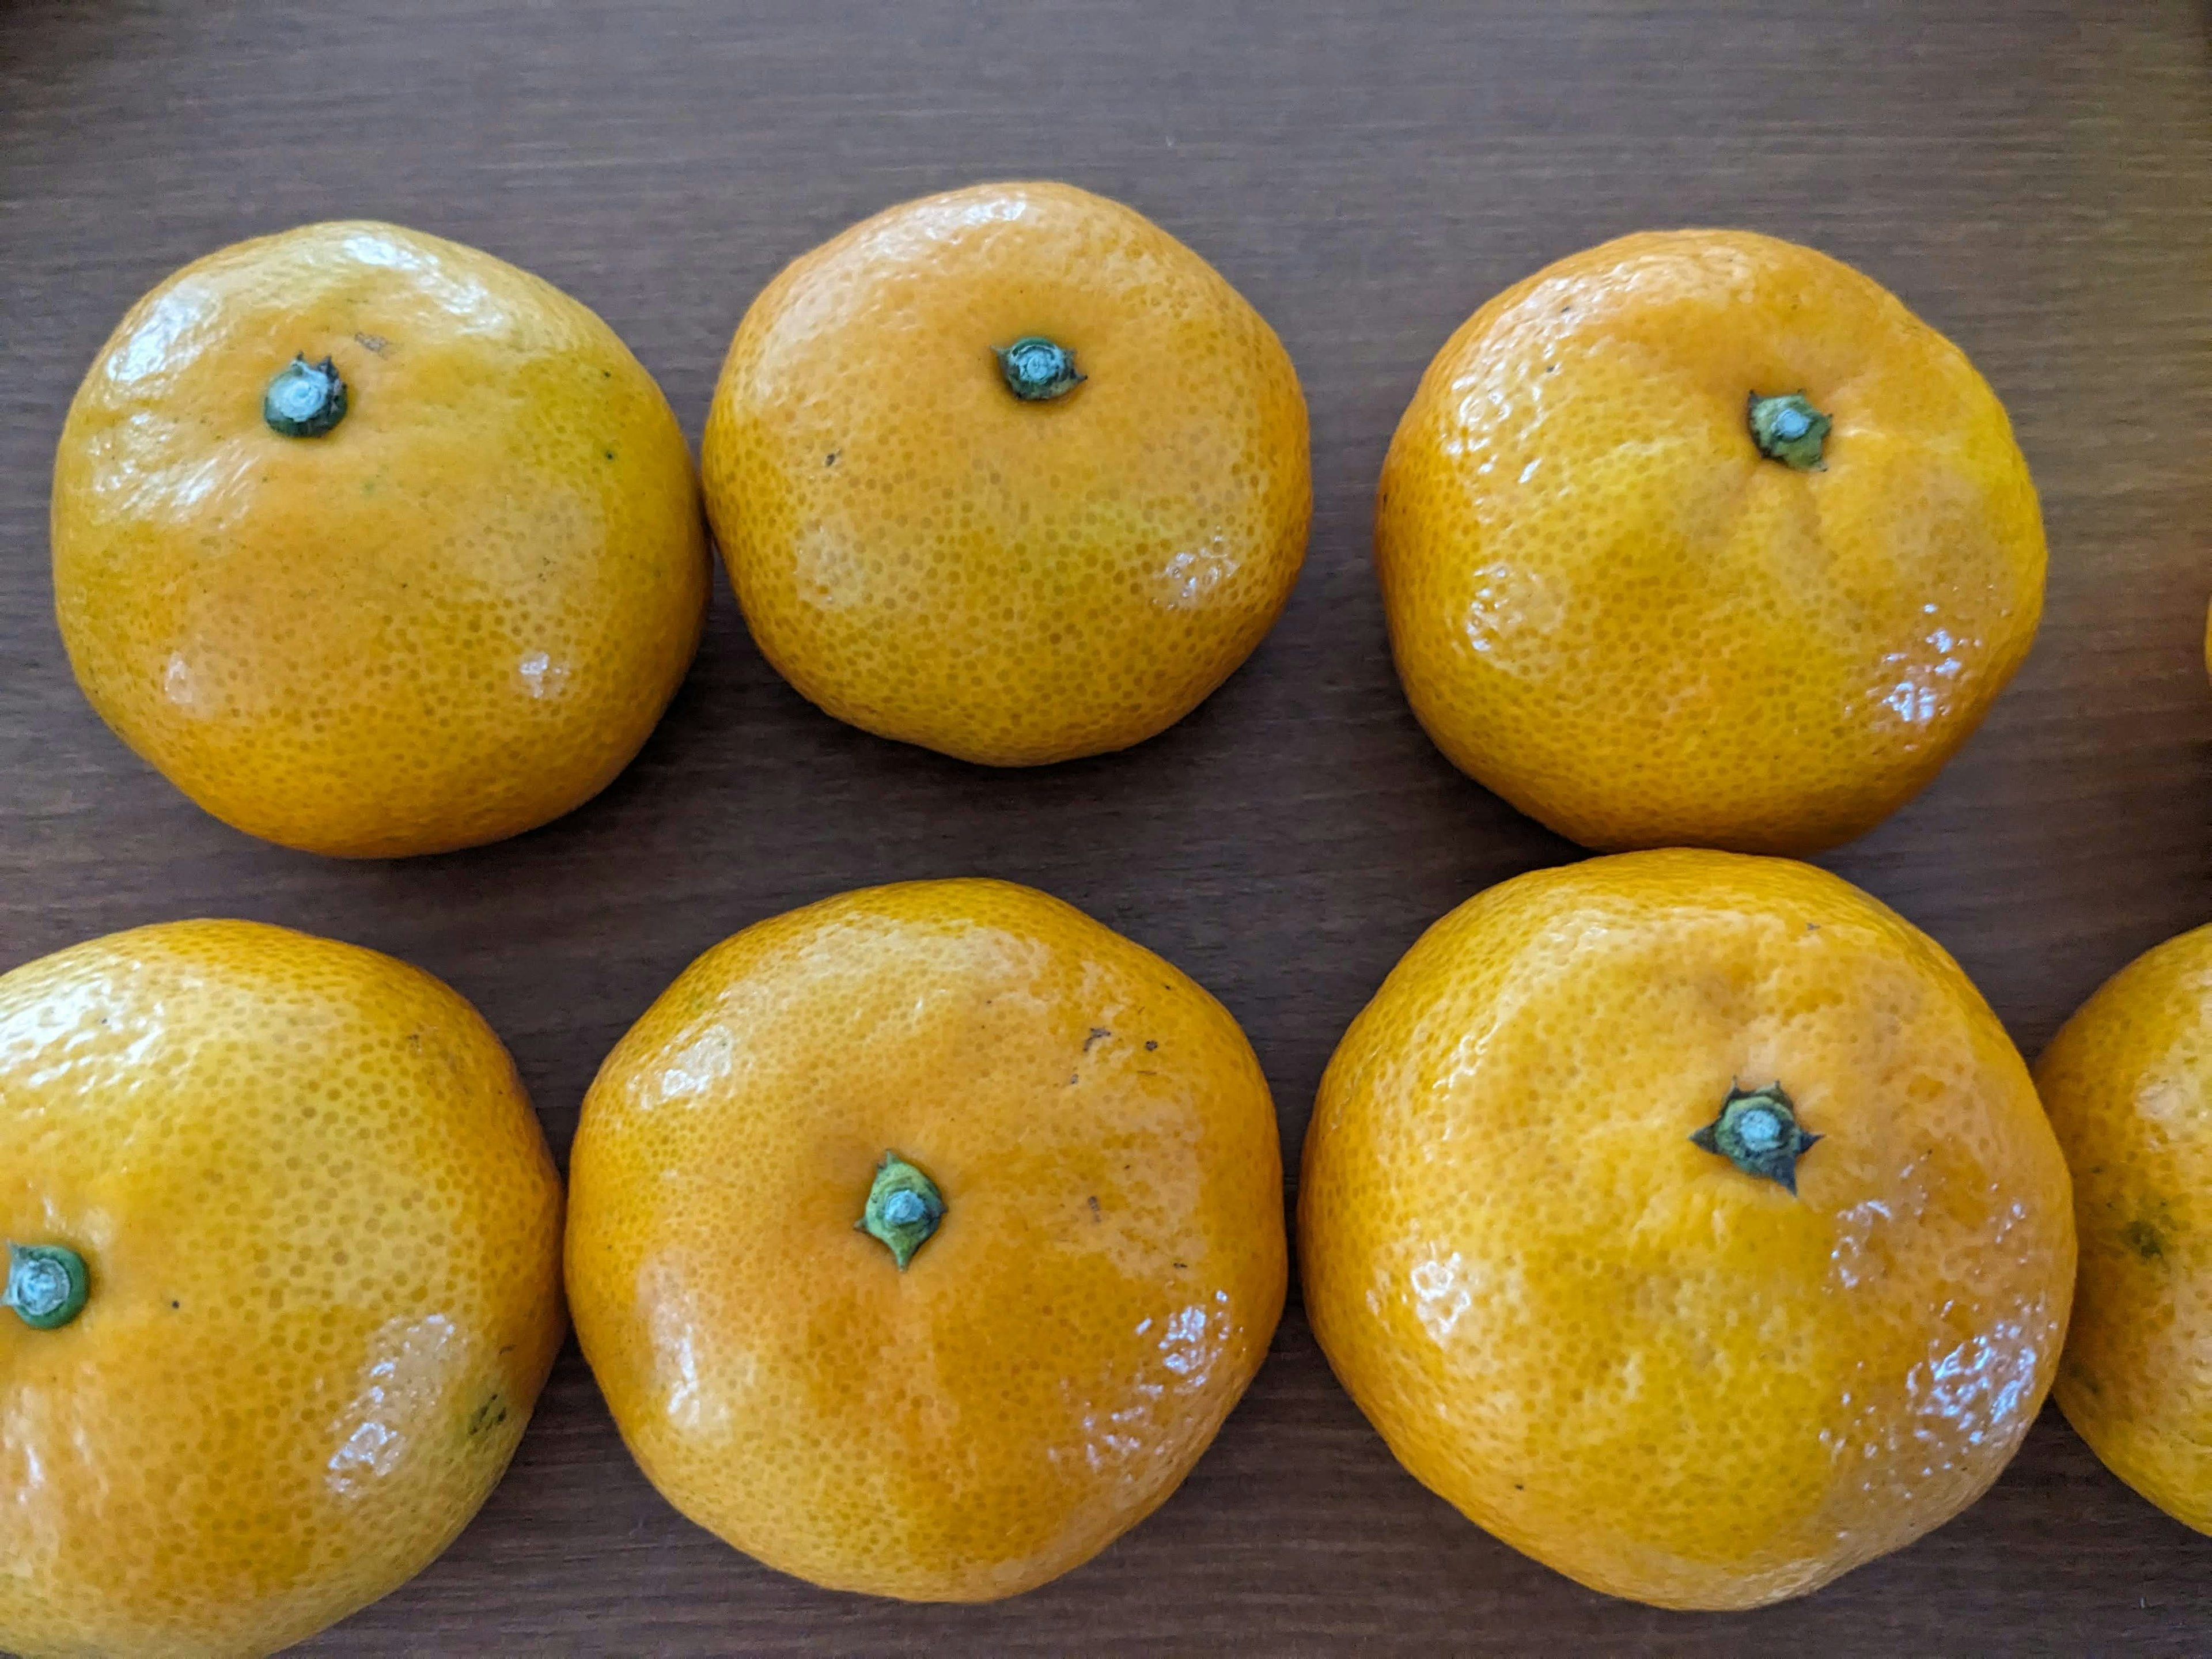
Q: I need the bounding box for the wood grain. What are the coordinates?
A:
[3,1,2210,1652]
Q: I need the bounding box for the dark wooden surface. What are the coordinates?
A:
[3,1,2210,1653]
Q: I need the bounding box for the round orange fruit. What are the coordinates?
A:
[53,220,710,858]
[0,920,565,1657]
[2036,922,2212,1533]
[566,878,1286,1600]
[702,181,1310,766]
[1298,850,2074,1609]
[1376,230,2045,854]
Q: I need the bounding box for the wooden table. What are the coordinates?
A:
[4,1,2209,1652]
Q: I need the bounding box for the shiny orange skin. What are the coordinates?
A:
[0,921,565,1658]
[2036,923,2212,1533]
[566,878,1286,1601]
[1300,850,2074,1610]
[53,220,709,858]
[1377,230,2046,854]
[702,181,1310,766]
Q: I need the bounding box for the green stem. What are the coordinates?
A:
[4,1243,89,1330]
[1691,1084,1820,1194]
[857,1152,945,1269]
[264,354,349,438]
[1747,392,1831,471]
[993,336,1085,402]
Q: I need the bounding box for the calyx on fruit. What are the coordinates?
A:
[1691,1083,1820,1194]
[993,336,1084,402]
[3,1242,89,1330]
[264,354,349,438]
[1747,392,1831,471]
[858,1152,945,1268]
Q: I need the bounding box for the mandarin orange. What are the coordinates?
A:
[566,878,1285,1600]
[702,181,1309,766]
[2037,922,2212,1534]
[52,220,709,858]
[1377,230,2044,854]
[0,921,564,1657]
[1299,850,2074,1608]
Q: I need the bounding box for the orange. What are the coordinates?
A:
[1376,230,2045,854]
[52,220,709,858]
[0,920,564,1657]
[1298,850,2074,1609]
[2036,922,2212,1533]
[566,878,1285,1600]
[702,181,1309,766]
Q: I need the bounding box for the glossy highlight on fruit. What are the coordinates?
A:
[703,180,1311,766]
[566,878,1286,1601]
[1376,229,2046,854]
[0,921,565,1657]
[1299,850,2074,1610]
[52,219,710,858]
[2037,922,2212,1534]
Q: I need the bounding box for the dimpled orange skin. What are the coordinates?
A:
[1298,850,2074,1611]
[1376,230,2045,854]
[2036,923,2212,1535]
[701,181,1310,766]
[52,220,709,858]
[0,921,565,1658]
[566,878,1286,1601]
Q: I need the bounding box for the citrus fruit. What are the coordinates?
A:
[566,878,1285,1600]
[0,919,564,1656]
[52,219,709,858]
[702,180,1310,766]
[2036,922,2212,1533]
[1298,849,2074,1609]
[1376,230,2045,854]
